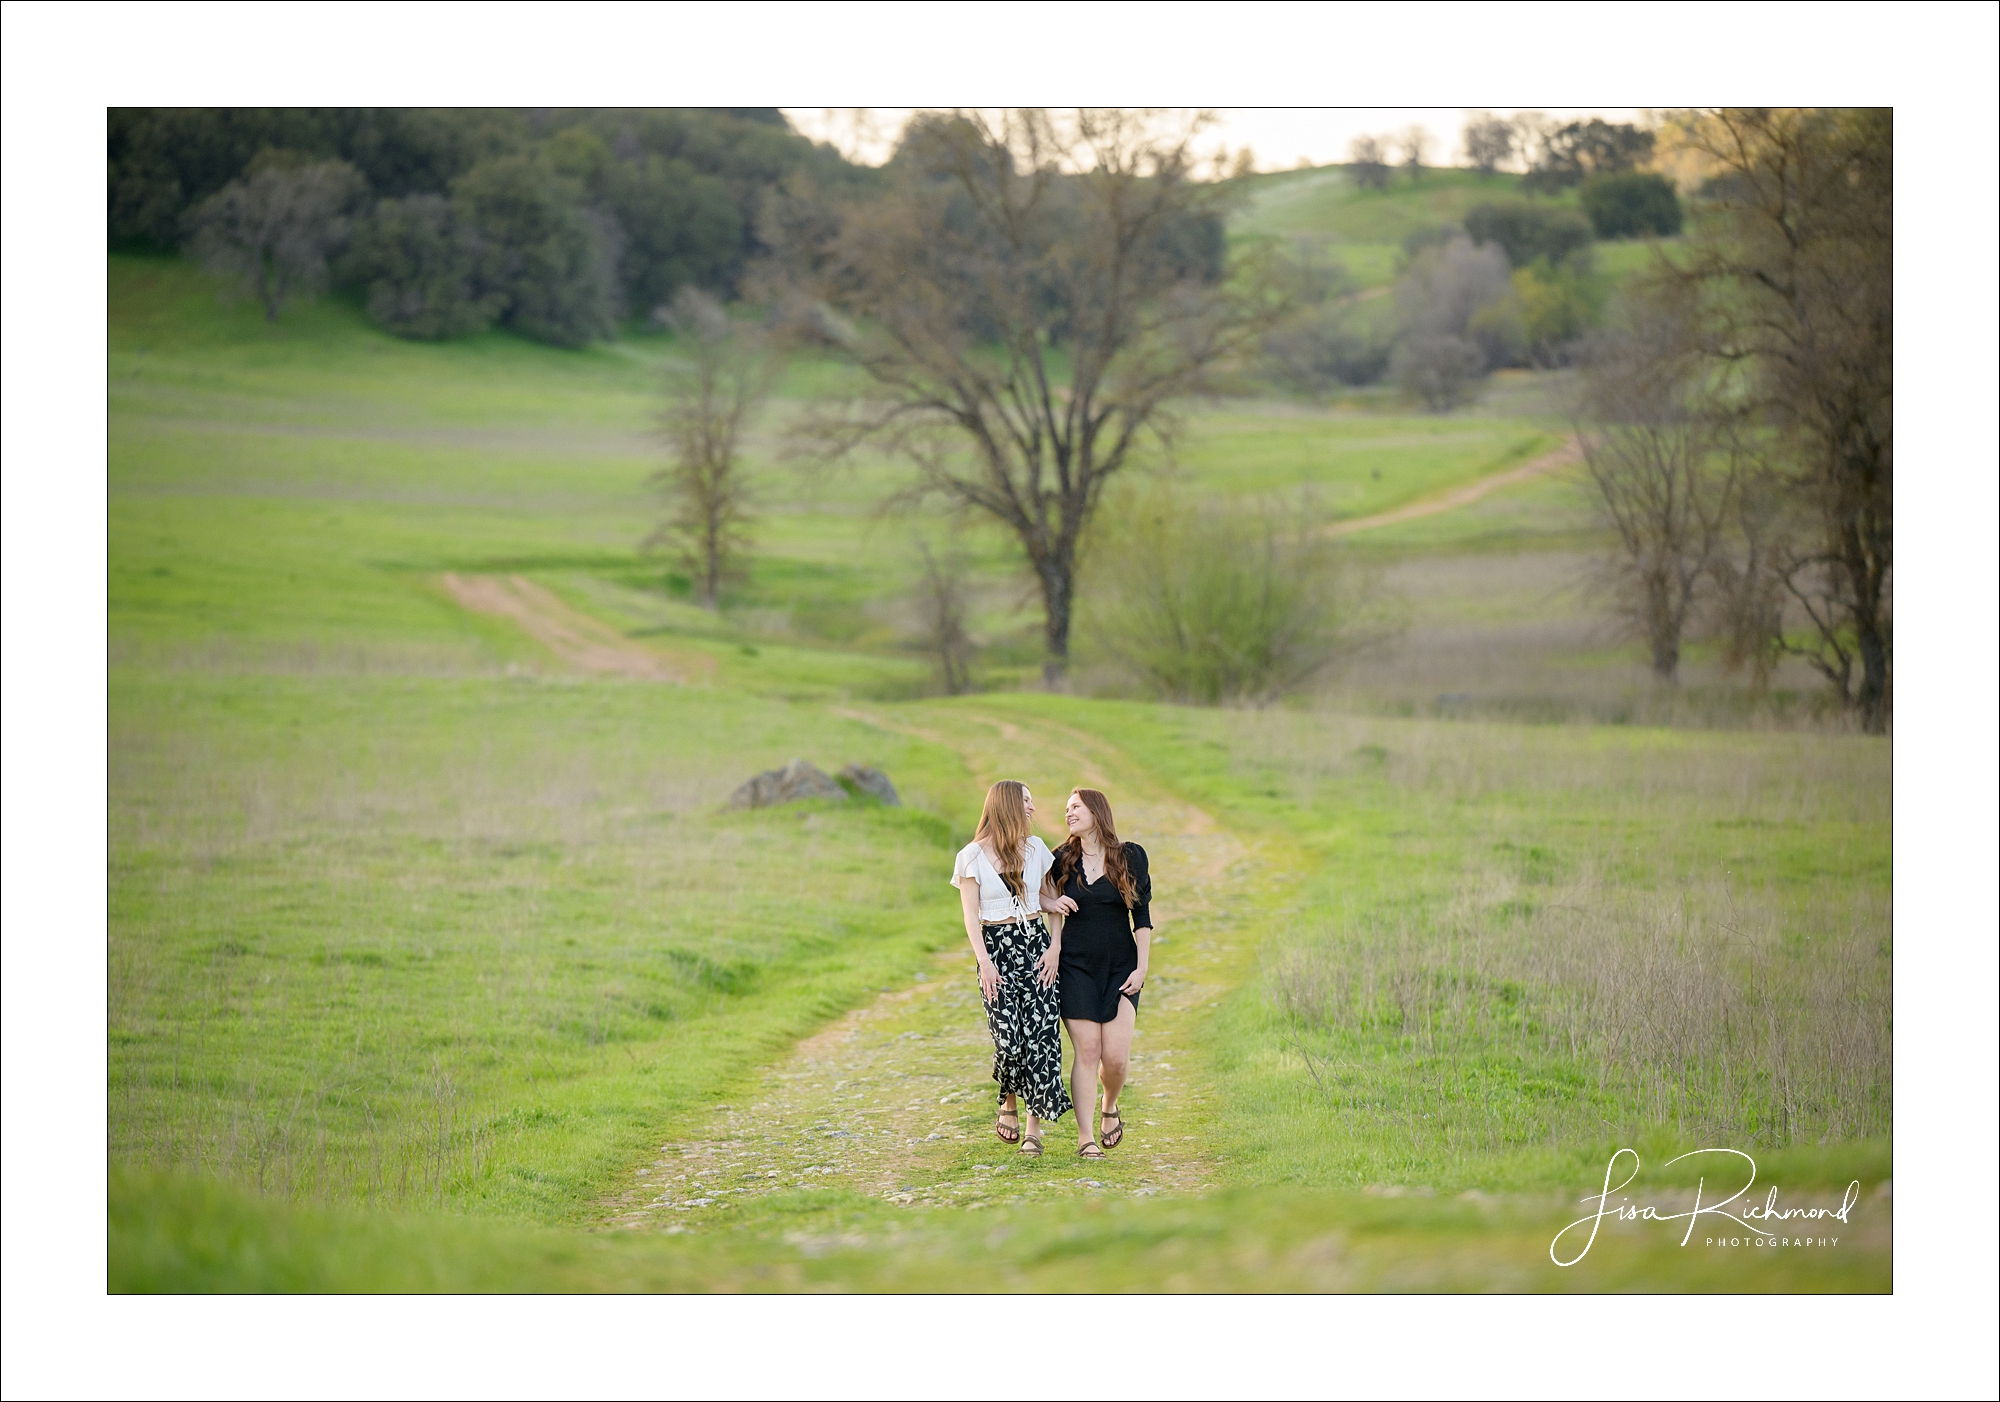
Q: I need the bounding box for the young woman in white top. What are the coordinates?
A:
[952,779,1077,1156]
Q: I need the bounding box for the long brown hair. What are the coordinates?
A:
[1055,788,1138,907]
[973,780,1033,899]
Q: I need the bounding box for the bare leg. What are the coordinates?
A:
[1098,995,1137,1117]
[1064,1018,1103,1148]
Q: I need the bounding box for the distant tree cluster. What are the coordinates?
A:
[1346,126,1434,189]
[111,108,867,344]
[1274,116,1684,407]
[1517,117,1655,192]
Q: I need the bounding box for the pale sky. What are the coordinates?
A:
[782,109,1647,173]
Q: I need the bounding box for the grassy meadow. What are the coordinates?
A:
[107,241,1889,1291]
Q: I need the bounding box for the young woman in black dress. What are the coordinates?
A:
[1051,787,1152,1159]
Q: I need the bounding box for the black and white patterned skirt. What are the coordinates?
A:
[981,916,1072,1123]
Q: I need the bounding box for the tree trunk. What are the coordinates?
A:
[1038,559,1073,688]
[1855,613,1889,734]
[1651,632,1680,682]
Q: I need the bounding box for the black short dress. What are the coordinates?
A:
[1056,842,1152,1023]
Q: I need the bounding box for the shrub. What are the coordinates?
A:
[451,155,617,346]
[1080,490,1370,704]
[1578,171,1683,239]
[1263,305,1394,390]
[1395,236,1519,384]
[1511,261,1605,365]
[181,154,366,321]
[1391,334,1486,411]
[1462,202,1594,269]
[345,195,501,339]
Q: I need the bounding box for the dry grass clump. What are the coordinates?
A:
[1241,704,1888,1148]
[1271,867,1888,1147]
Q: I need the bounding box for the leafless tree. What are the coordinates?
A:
[762,109,1280,683]
[1662,109,1892,729]
[1510,112,1556,174]
[1347,134,1391,189]
[1397,125,1434,179]
[1391,236,1515,408]
[1462,113,1516,176]
[645,287,778,608]
[183,155,366,321]
[1572,296,1738,682]
[914,539,977,694]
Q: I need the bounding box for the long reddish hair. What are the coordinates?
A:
[974,780,1033,899]
[1055,788,1138,906]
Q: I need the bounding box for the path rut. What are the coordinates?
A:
[606,705,1267,1230]
[440,573,713,681]
[1324,434,1581,537]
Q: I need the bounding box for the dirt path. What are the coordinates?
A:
[606,705,1268,1230]
[439,573,712,681]
[1324,434,1580,537]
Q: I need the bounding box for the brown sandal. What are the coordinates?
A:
[1077,1141,1105,1159]
[995,1107,1021,1144]
[1099,1108,1124,1149]
[1019,1133,1044,1158]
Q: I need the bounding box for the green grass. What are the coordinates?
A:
[1232,166,1573,247]
[112,666,978,1220]
[115,1166,1885,1293]
[1226,165,1681,293]
[107,254,1888,1290]
[997,695,1890,1184]
[1169,408,1558,515]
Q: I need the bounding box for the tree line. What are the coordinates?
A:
[114,107,868,344]
[1572,109,1891,731]
[650,109,1886,726]
[119,109,1885,721]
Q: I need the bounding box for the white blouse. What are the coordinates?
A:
[951,836,1055,922]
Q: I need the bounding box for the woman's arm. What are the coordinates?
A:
[1120,843,1152,996]
[1034,873,1066,989]
[1121,924,1152,996]
[961,878,1002,1003]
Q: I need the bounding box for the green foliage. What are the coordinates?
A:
[1462,202,1595,270]
[111,108,866,344]
[1079,490,1366,702]
[451,155,618,346]
[344,194,500,339]
[596,154,742,314]
[110,108,530,249]
[1521,120,1654,194]
[1511,260,1607,364]
[182,155,368,322]
[1579,172,1683,239]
